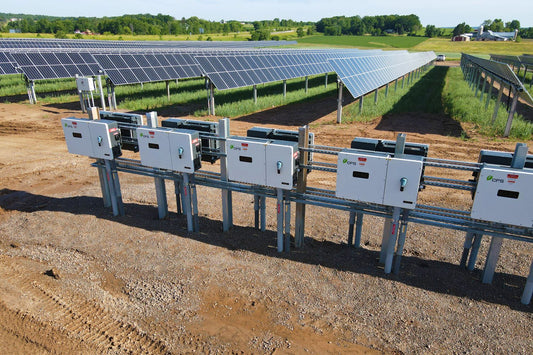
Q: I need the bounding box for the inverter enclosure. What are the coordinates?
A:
[336,150,389,205]
[265,140,299,189]
[383,157,423,209]
[62,118,121,160]
[62,118,93,157]
[162,118,219,163]
[168,129,202,173]
[226,137,268,186]
[99,111,144,152]
[76,77,95,92]
[336,149,423,209]
[471,166,533,227]
[136,127,173,170]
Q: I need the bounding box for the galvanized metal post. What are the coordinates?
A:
[254,195,260,229]
[347,211,356,245]
[111,84,117,110]
[336,80,343,124]
[166,80,170,102]
[253,84,257,104]
[385,83,389,98]
[482,143,528,283]
[359,95,364,114]
[354,212,363,248]
[174,179,182,214]
[147,111,168,220]
[97,159,111,208]
[521,260,533,305]
[191,175,200,232]
[260,196,266,232]
[522,66,528,82]
[384,207,401,273]
[374,88,378,104]
[503,88,519,137]
[284,192,291,252]
[277,188,284,252]
[209,80,215,115]
[324,73,328,88]
[474,71,482,97]
[219,118,233,231]
[460,232,474,268]
[182,173,193,232]
[467,233,483,271]
[305,76,308,94]
[283,80,287,98]
[401,75,405,89]
[492,83,504,124]
[295,125,309,248]
[394,78,398,92]
[97,75,106,111]
[104,159,119,216]
[485,76,493,110]
[393,211,409,274]
[30,80,37,104]
[480,74,487,102]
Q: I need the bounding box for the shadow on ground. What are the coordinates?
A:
[1,188,530,311]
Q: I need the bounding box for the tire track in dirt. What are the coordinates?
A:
[0,258,177,354]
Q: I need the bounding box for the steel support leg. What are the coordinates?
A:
[393,212,409,274]
[154,176,168,220]
[354,212,363,248]
[191,175,199,232]
[254,195,260,229]
[174,179,182,214]
[97,160,111,208]
[467,233,483,271]
[348,211,356,246]
[260,196,266,232]
[384,207,401,274]
[284,193,291,252]
[277,188,284,252]
[182,173,193,232]
[460,232,474,268]
[482,237,503,284]
[521,260,533,305]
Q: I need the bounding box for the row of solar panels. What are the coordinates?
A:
[1,46,436,99]
[0,38,296,49]
[489,54,533,68]
[461,53,533,106]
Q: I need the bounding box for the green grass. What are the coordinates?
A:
[297,35,428,49]
[413,38,533,56]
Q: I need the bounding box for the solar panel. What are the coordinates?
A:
[329,52,436,99]
[0,52,18,75]
[10,50,102,80]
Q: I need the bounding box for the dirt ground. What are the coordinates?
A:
[0,96,532,354]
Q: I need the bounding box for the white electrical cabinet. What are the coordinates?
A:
[336,150,389,205]
[471,166,533,228]
[226,137,298,189]
[137,127,202,173]
[335,149,423,209]
[62,117,121,160]
[76,77,95,92]
[137,127,173,170]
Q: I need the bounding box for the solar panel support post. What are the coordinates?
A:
[166,81,170,102]
[385,83,389,98]
[401,75,405,89]
[305,76,308,94]
[483,143,528,283]
[503,88,519,137]
[336,80,343,124]
[325,73,328,88]
[521,260,533,305]
[485,76,493,110]
[359,95,363,114]
[97,75,106,111]
[522,66,528,82]
[295,125,309,248]
[394,78,398,92]
[209,80,215,115]
[492,83,504,124]
[253,85,257,104]
[283,80,287,98]
[219,118,233,232]
[374,89,378,105]
[474,70,482,97]
[480,74,487,102]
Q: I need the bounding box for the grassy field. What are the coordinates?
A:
[296,35,428,49]
[413,38,533,58]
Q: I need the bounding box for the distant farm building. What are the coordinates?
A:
[453,26,518,42]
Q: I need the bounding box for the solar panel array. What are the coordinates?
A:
[10,50,102,80]
[462,53,533,106]
[328,52,436,99]
[92,51,203,85]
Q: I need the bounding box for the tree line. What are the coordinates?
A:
[315,15,422,36]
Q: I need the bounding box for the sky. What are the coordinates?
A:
[2,0,533,28]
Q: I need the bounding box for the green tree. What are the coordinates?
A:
[425,25,439,37]
[506,20,520,31]
[296,27,304,37]
[452,22,472,37]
